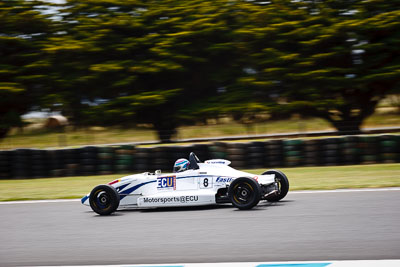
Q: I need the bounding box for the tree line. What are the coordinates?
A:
[1,0,399,142]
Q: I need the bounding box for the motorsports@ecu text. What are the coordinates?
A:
[82,152,289,215]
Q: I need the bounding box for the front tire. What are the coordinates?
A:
[262,170,289,202]
[89,185,120,215]
[228,177,261,210]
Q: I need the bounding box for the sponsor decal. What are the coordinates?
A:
[143,196,199,204]
[215,177,233,183]
[205,159,231,165]
[157,176,176,190]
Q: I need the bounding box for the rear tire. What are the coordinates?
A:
[262,170,289,202]
[228,177,261,210]
[89,185,120,215]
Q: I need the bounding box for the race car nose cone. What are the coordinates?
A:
[81,195,89,205]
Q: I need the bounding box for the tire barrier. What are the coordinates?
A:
[79,146,98,176]
[0,134,399,179]
[247,142,266,169]
[226,142,247,169]
[209,142,227,160]
[11,149,31,179]
[341,136,360,165]
[321,138,342,166]
[134,147,152,172]
[0,151,11,179]
[379,135,399,163]
[358,136,379,164]
[303,139,321,166]
[283,139,303,167]
[152,146,170,171]
[265,140,284,167]
[64,148,80,177]
[46,149,64,177]
[97,146,115,175]
[114,145,135,174]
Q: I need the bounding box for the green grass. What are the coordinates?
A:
[0,174,121,201]
[0,163,399,201]
[0,127,157,149]
[1,111,399,149]
[176,117,334,139]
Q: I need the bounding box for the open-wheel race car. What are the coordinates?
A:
[81,152,289,215]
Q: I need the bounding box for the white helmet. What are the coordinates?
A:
[173,158,190,173]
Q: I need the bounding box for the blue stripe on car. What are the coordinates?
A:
[116,183,129,192]
[119,180,156,200]
[81,195,89,204]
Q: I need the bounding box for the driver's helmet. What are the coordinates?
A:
[173,158,190,173]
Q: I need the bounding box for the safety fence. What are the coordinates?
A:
[0,134,399,179]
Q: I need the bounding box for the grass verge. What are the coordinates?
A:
[1,111,399,149]
[0,164,399,202]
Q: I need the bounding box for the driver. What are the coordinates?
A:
[173,158,190,173]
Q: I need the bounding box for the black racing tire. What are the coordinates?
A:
[89,185,120,215]
[228,177,261,210]
[262,170,289,202]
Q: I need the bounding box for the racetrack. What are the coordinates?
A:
[1,189,399,266]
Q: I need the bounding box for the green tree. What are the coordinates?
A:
[228,0,400,134]
[46,0,244,141]
[22,0,400,142]
[0,0,53,138]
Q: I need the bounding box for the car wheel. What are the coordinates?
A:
[89,185,120,215]
[262,170,289,202]
[228,177,261,210]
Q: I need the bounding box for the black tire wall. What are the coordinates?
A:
[0,134,399,179]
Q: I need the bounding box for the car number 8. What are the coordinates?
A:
[203,178,209,187]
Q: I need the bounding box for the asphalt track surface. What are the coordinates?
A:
[1,189,399,266]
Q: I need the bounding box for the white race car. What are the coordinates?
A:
[81,152,289,215]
